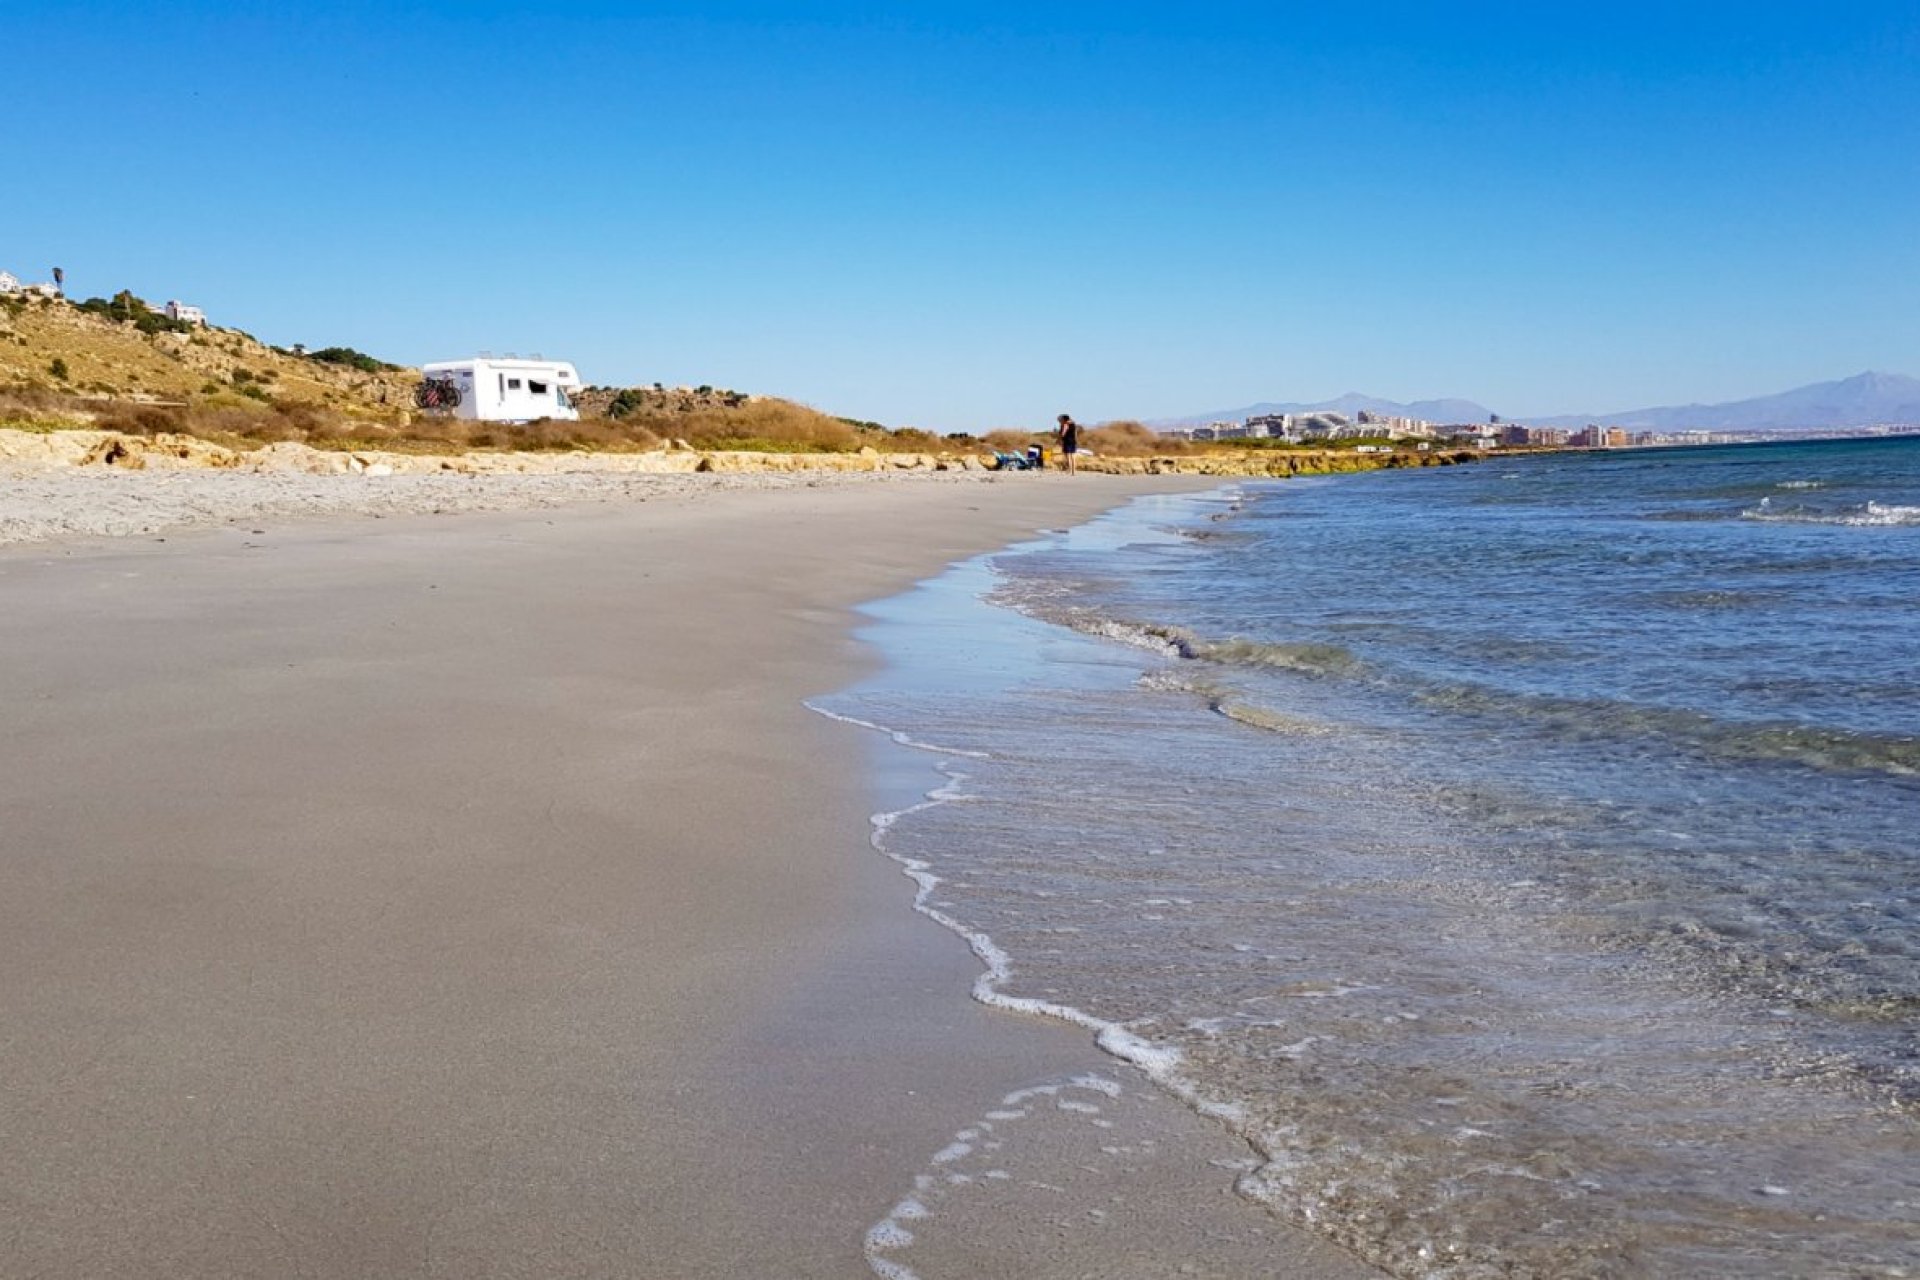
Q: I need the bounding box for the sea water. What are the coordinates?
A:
[818,437,1920,1278]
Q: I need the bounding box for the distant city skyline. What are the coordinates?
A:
[9,2,1919,431]
[1156,370,1920,432]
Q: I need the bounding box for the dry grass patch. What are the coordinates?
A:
[1083,420,1194,456]
[0,295,416,420]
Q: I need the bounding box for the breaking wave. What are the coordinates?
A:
[1136,670,1337,736]
[1041,612,1365,677]
[1030,604,1918,777]
[1742,497,1920,526]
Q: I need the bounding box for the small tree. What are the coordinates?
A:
[49,357,70,380]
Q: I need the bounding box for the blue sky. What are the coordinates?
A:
[7,2,1918,430]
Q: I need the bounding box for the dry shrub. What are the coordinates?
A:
[200,404,296,444]
[570,386,863,452]
[404,403,849,454]
[76,396,394,449]
[984,428,1044,452]
[369,414,662,454]
[0,385,63,414]
[0,386,88,431]
[387,415,465,450]
[4,378,916,458]
[92,402,186,436]
[877,426,943,452]
[515,417,665,452]
[1084,419,1190,456]
[270,400,332,435]
[659,399,857,452]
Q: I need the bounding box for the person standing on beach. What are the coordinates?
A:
[1056,414,1080,474]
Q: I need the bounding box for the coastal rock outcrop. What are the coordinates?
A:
[0,427,1478,482]
[0,429,244,470]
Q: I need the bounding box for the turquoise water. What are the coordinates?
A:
[824,438,1919,1278]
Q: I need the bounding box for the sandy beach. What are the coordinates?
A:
[0,460,973,548]
[0,474,1379,1278]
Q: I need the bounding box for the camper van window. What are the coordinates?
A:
[528,380,549,395]
[507,378,523,391]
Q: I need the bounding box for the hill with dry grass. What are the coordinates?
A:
[0,291,1480,476]
[0,291,417,419]
[0,292,911,455]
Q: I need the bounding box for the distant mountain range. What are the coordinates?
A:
[1529,372,1920,431]
[1157,372,1920,432]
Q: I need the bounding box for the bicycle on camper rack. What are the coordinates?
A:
[413,378,463,411]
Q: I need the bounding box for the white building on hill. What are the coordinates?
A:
[0,271,19,295]
[165,300,207,325]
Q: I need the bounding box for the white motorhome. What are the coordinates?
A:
[416,357,583,422]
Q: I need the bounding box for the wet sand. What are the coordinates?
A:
[0,477,1380,1278]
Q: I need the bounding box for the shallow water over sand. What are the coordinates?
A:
[821,442,1920,1277]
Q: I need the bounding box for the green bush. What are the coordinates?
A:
[307,346,400,374]
[48,357,69,381]
[74,290,192,335]
[135,313,193,336]
[606,387,648,419]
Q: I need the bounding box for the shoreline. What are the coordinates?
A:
[0,476,1375,1277]
[0,433,1471,550]
[816,511,1385,1279]
[837,459,1920,1275]
[0,422,1482,551]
